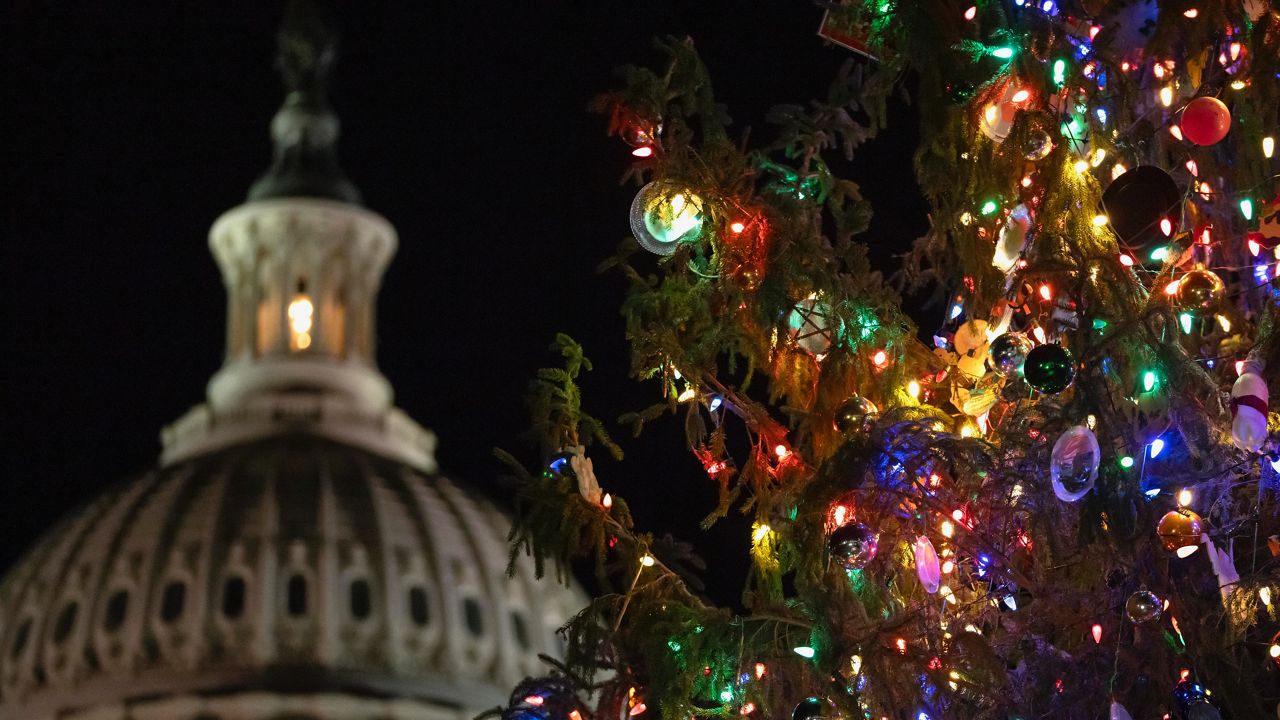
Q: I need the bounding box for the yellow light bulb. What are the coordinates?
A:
[1073,159,1090,173]
[941,520,955,538]
[1093,214,1109,226]
[1160,86,1174,107]
[1260,587,1272,606]
[640,554,656,567]
[907,380,921,400]
[1265,137,1275,159]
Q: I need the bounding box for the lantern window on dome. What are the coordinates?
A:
[221,576,246,619]
[52,602,78,645]
[103,590,128,633]
[408,586,430,626]
[286,574,308,616]
[349,578,372,620]
[10,618,31,659]
[463,597,485,636]
[288,279,315,352]
[160,581,186,624]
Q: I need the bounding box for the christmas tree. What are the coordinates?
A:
[489,3,1280,719]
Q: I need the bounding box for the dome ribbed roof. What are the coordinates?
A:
[0,435,582,720]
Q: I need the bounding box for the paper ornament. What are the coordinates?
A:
[1231,359,1268,452]
[1205,539,1240,602]
[914,535,941,594]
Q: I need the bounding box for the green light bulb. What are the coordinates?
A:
[1120,456,1134,469]
[980,200,998,215]
[1179,312,1193,334]
[1150,246,1169,262]
[793,646,816,659]
[1142,370,1157,392]
[992,47,1015,60]
[1052,59,1066,86]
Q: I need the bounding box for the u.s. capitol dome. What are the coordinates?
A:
[0,7,583,719]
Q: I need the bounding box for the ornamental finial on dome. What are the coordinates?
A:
[248,0,361,205]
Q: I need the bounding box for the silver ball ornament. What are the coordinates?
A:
[988,333,1033,376]
[828,522,879,570]
[1124,588,1163,625]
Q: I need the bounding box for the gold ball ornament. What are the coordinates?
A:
[1175,268,1225,312]
[1157,508,1205,557]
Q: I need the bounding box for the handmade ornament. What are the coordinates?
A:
[629,182,706,255]
[988,332,1033,376]
[559,445,602,505]
[1157,508,1205,557]
[1102,166,1181,251]
[504,676,580,720]
[1124,588,1162,624]
[1051,425,1100,501]
[993,204,1031,271]
[953,320,991,379]
[1175,268,1225,312]
[828,521,879,570]
[835,395,878,433]
[1110,700,1134,720]
[1023,344,1074,394]
[1181,97,1231,146]
[788,294,839,355]
[979,82,1031,143]
[914,535,941,593]
[791,697,838,720]
[1023,129,1053,161]
[1231,359,1268,452]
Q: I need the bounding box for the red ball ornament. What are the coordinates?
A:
[1180,97,1231,146]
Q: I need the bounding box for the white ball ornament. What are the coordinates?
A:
[1231,359,1268,452]
[1051,425,1100,502]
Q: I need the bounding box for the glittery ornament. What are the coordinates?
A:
[828,522,879,570]
[989,333,1034,376]
[835,395,878,433]
[1023,128,1054,160]
[1175,268,1225,312]
[1124,588,1163,624]
[1023,344,1074,394]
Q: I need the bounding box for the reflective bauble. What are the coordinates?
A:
[1050,425,1100,502]
[1023,344,1075,394]
[1157,509,1205,557]
[1023,128,1054,160]
[989,332,1034,376]
[629,182,706,255]
[828,522,879,570]
[1173,678,1222,720]
[505,676,580,720]
[835,395,878,433]
[1124,588,1163,625]
[1175,268,1225,312]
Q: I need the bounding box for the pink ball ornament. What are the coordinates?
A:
[1180,97,1231,146]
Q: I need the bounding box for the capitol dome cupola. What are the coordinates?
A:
[161,2,433,472]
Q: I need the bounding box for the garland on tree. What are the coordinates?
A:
[487,3,1280,719]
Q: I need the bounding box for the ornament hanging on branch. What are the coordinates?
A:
[1110,700,1134,720]
[953,319,991,380]
[835,395,878,433]
[1180,97,1231,147]
[788,294,840,355]
[1157,508,1205,557]
[1124,588,1163,624]
[914,535,941,593]
[1022,129,1054,161]
[993,204,1032,271]
[1175,268,1225,312]
[1172,677,1223,720]
[828,521,879,570]
[1102,166,1181,252]
[989,332,1033,376]
[1051,425,1100,502]
[1230,359,1268,452]
[1023,343,1075,394]
[629,181,707,255]
[979,81,1033,143]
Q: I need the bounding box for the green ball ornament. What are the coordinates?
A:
[834,395,878,433]
[1023,343,1074,394]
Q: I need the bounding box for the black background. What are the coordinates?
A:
[1,2,927,605]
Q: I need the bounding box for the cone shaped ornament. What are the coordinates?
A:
[914,535,941,594]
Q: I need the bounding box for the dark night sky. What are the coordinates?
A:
[1,2,927,604]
